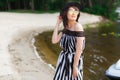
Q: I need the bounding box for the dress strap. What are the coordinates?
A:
[62,29,85,37]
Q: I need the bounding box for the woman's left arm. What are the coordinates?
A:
[72,24,84,78]
[73,37,84,67]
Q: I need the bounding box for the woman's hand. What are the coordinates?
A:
[56,15,62,26]
[72,66,79,78]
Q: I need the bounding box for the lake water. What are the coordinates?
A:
[34,22,120,80]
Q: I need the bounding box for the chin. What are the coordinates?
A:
[70,19,76,21]
[69,18,77,21]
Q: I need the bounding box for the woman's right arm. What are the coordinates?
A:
[52,16,62,44]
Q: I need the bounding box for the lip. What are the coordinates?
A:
[71,16,76,18]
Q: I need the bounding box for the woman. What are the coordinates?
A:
[52,2,85,80]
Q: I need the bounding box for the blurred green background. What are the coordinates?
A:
[0,0,120,21]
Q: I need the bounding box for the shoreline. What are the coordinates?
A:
[0,12,102,80]
[8,28,55,80]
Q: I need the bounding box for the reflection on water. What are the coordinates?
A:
[34,23,120,80]
[84,26,120,80]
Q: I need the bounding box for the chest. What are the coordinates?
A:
[60,34,77,46]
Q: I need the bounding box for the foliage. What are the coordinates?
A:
[98,21,117,33]
[0,0,6,10]
[80,0,118,21]
[97,21,120,38]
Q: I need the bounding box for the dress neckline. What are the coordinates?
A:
[62,29,85,37]
[65,29,84,32]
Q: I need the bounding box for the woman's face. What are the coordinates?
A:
[67,7,79,21]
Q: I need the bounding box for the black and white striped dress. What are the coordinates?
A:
[53,29,85,80]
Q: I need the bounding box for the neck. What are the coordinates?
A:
[68,20,76,28]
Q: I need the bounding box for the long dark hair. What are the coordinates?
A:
[60,2,80,29]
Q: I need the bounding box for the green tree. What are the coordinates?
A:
[6,0,11,10]
[0,0,6,10]
[80,0,118,21]
[31,0,34,11]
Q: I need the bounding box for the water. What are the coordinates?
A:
[84,26,120,80]
[34,22,120,80]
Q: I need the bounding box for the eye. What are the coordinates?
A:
[68,9,79,15]
[74,11,79,14]
[68,9,73,14]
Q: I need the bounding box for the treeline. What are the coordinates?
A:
[0,0,67,11]
[80,0,119,21]
[0,0,119,20]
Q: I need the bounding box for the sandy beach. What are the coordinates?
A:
[0,12,102,80]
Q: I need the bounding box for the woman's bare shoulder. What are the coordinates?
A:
[75,22,84,31]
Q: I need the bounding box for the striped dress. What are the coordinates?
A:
[53,29,85,80]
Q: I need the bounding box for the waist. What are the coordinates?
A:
[61,49,84,57]
[61,49,75,54]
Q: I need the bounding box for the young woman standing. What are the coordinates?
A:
[52,2,85,80]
